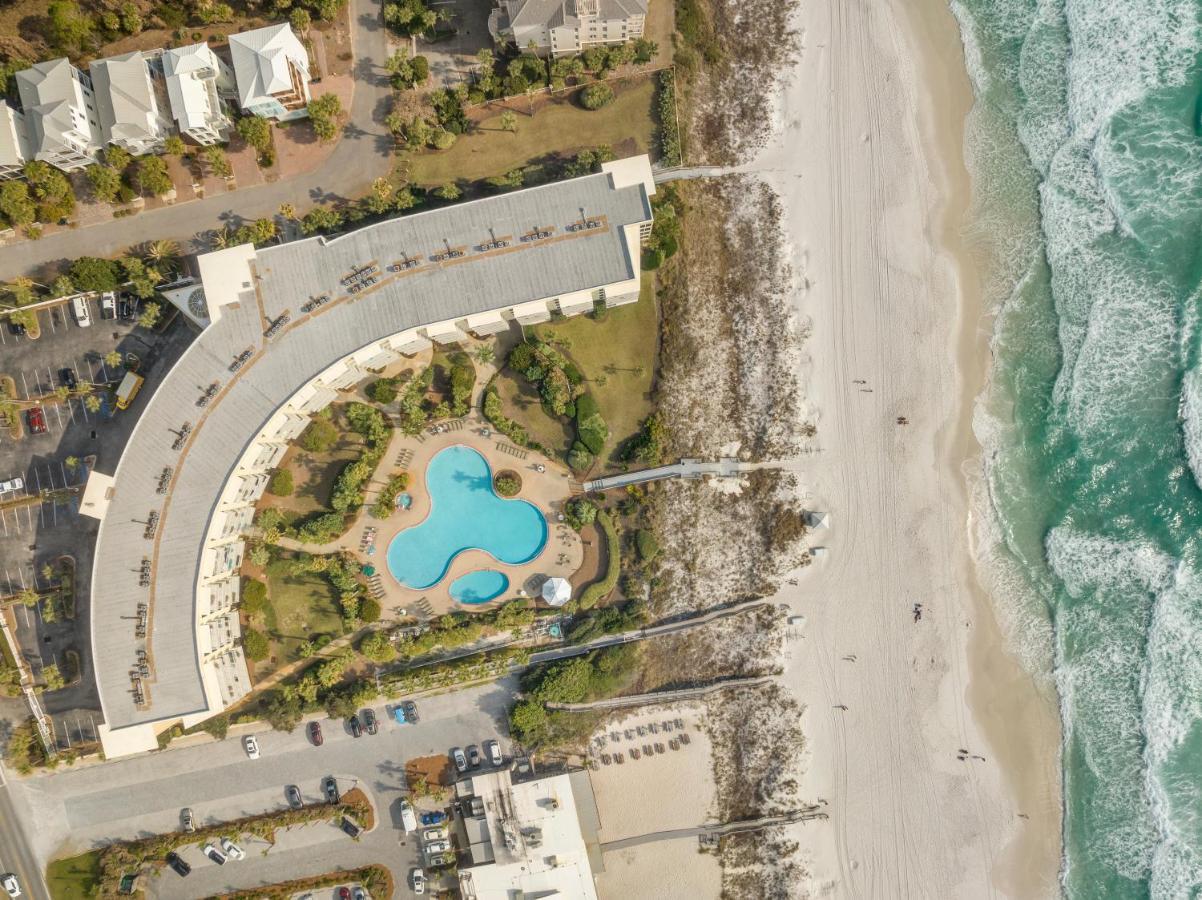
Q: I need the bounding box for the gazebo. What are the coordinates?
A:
[541,577,572,607]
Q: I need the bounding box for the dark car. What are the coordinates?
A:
[467,744,481,768]
[25,407,47,435]
[59,368,77,390]
[420,811,447,827]
[165,852,191,877]
[286,784,302,809]
[403,700,419,724]
[339,816,362,838]
[323,776,340,804]
[348,714,362,738]
[7,319,25,336]
[118,295,135,320]
[362,709,377,735]
[308,721,323,746]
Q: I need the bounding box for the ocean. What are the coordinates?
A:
[950,0,1202,896]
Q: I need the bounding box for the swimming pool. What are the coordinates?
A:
[449,570,510,604]
[386,445,547,590]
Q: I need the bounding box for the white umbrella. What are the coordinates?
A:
[541,577,572,607]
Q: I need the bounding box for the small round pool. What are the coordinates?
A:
[449,570,510,604]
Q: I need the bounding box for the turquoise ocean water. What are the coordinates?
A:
[951,0,1202,895]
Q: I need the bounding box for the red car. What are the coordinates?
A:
[26,407,47,435]
[308,721,323,746]
[338,888,351,900]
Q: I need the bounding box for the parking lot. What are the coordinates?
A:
[0,296,196,742]
[8,679,516,898]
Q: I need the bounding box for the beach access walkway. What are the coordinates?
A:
[600,807,830,853]
[582,457,778,492]
[545,675,774,711]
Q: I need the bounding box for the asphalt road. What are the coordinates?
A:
[4,679,515,898]
[0,0,394,282]
[0,767,48,900]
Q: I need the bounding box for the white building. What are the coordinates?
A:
[489,0,647,56]
[456,767,603,899]
[0,104,32,179]
[229,23,311,121]
[89,51,173,155]
[15,58,103,171]
[163,43,236,146]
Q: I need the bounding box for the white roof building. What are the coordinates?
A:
[229,23,311,121]
[15,58,103,172]
[457,768,603,899]
[0,103,32,180]
[163,43,235,146]
[542,576,572,606]
[490,0,647,56]
[90,51,172,155]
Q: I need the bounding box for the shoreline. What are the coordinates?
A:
[755,0,1062,895]
[896,0,1064,896]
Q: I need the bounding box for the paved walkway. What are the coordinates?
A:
[599,808,828,853]
[0,0,394,280]
[545,675,774,711]
[582,457,778,492]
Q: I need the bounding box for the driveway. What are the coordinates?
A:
[0,0,395,282]
[5,679,515,897]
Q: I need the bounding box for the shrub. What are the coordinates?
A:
[307,93,344,142]
[579,511,619,608]
[242,579,268,614]
[360,597,382,623]
[269,468,294,496]
[294,511,347,544]
[564,497,597,530]
[359,631,396,662]
[494,472,521,497]
[636,528,659,562]
[568,442,593,474]
[579,82,614,110]
[300,417,339,452]
[243,628,270,660]
[369,378,397,403]
[69,256,119,292]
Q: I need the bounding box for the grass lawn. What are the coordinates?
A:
[495,371,575,455]
[407,76,657,187]
[259,559,344,678]
[268,408,366,520]
[46,849,102,900]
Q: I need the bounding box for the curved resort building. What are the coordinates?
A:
[83,156,656,757]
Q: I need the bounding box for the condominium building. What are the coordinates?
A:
[163,43,236,146]
[229,23,311,121]
[489,0,647,56]
[15,58,103,171]
[0,104,32,179]
[90,51,173,155]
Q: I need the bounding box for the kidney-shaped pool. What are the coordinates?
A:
[386,445,547,590]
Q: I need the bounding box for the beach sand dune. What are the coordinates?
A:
[755,0,1062,896]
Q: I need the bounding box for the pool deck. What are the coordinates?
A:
[279,403,584,619]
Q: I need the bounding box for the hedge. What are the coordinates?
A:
[579,510,620,608]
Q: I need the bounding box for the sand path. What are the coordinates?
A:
[752,1,1062,897]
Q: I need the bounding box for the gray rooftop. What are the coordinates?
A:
[89,52,160,145]
[91,166,652,731]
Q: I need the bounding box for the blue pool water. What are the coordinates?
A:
[386,445,546,590]
[449,570,510,604]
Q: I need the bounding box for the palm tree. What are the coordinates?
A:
[84,395,102,414]
[143,239,179,268]
[103,350,123,369]
[278,202,297,220]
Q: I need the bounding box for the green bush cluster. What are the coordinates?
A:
[579,510,620,609]
[242,578,268,615]
[371,471,410,519]
[507,338,606,471]
[494,472,521,497]
[243,628,270,661]
[566,600,646,644]
[579,82,615,110]
[293,511,347,544]
[657,69,683,166]
[381,647,530,695]
[564,496,597,531]
[626,412,668,466]
[642,185,683,269]
[636,528,659,562]
[268,468,294,496]
[395,601,537,659]
[300,417,339,452]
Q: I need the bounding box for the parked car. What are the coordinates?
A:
[423,826,448,842]
[25,407,47,435]
[286,784,303,808]
[165,852,191,878]
[485,739,503,767]
[59,367,77,390]
[118,295,135,320]
[400,799,418,832]
[243,735,260,759]
[99,292,116,319]
[338,888,351,900]
[324,775,340,804]
[403,700,419,723]
[309,721,323,746]
[362,708,377,735]
[202,844,226,866]
[1,873,20,897]
[70,296,91,327]
[353,888,366,900]
[7,320,25,336]
[420,811,446,827]
[427,853,453,868]
[411,868,426,895]
[181,808,195,833]
[340,816,362,838]
[219,838,245,861]
[424,840,450,855]
[467,745,481,768]
[451,747,467,773]
[348,714,362,738]
[0,477,23,494]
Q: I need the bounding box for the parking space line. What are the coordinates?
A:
[0,509,8,537]
[23,503,34,531]
[49,401,65,432]
[19,371,30,399]
[59,461,69,487]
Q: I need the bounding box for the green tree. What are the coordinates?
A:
[579,82,614,110]
[204,145,232,178]
[85,395,101,413]
[85,164,122,203]
[119,1,143,33]
[359,631,396,662]
[137,301,162,329]
[163,134,186,156]
[300,417,339,452]
[41,664,65,691]
[290,7,311,31]
[236,115,273,154]
[122,256,160,298]
[0,181,35,227]
[300,205,343,235]
[307,93,344,142]
[69,257,119,292]
[269,468,294,496]
[499,110,517,132]
[134,156,173,196]
[242,578,268,613]
[243,628,270,660]
[47,0,94,52]
[104,350,124,368]
[104,145,132,172]
[433,182,461,201]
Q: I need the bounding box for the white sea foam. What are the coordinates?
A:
[1179,367,1202,493]
[1016,0,1069,176]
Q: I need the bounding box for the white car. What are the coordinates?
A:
[0,477,23,494]
[71,296,91,327]
[423,826,447,842]
[410,868,426,895]
[99,292,117,319]
[2,873,21,898]
[219,838,245,860]
[485,739,503,767]
[243,735,260,759]
[424,839,450,854]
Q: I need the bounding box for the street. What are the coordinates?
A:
[1,679,515,898]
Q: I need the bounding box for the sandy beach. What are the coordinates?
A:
[755,0,1063,896]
